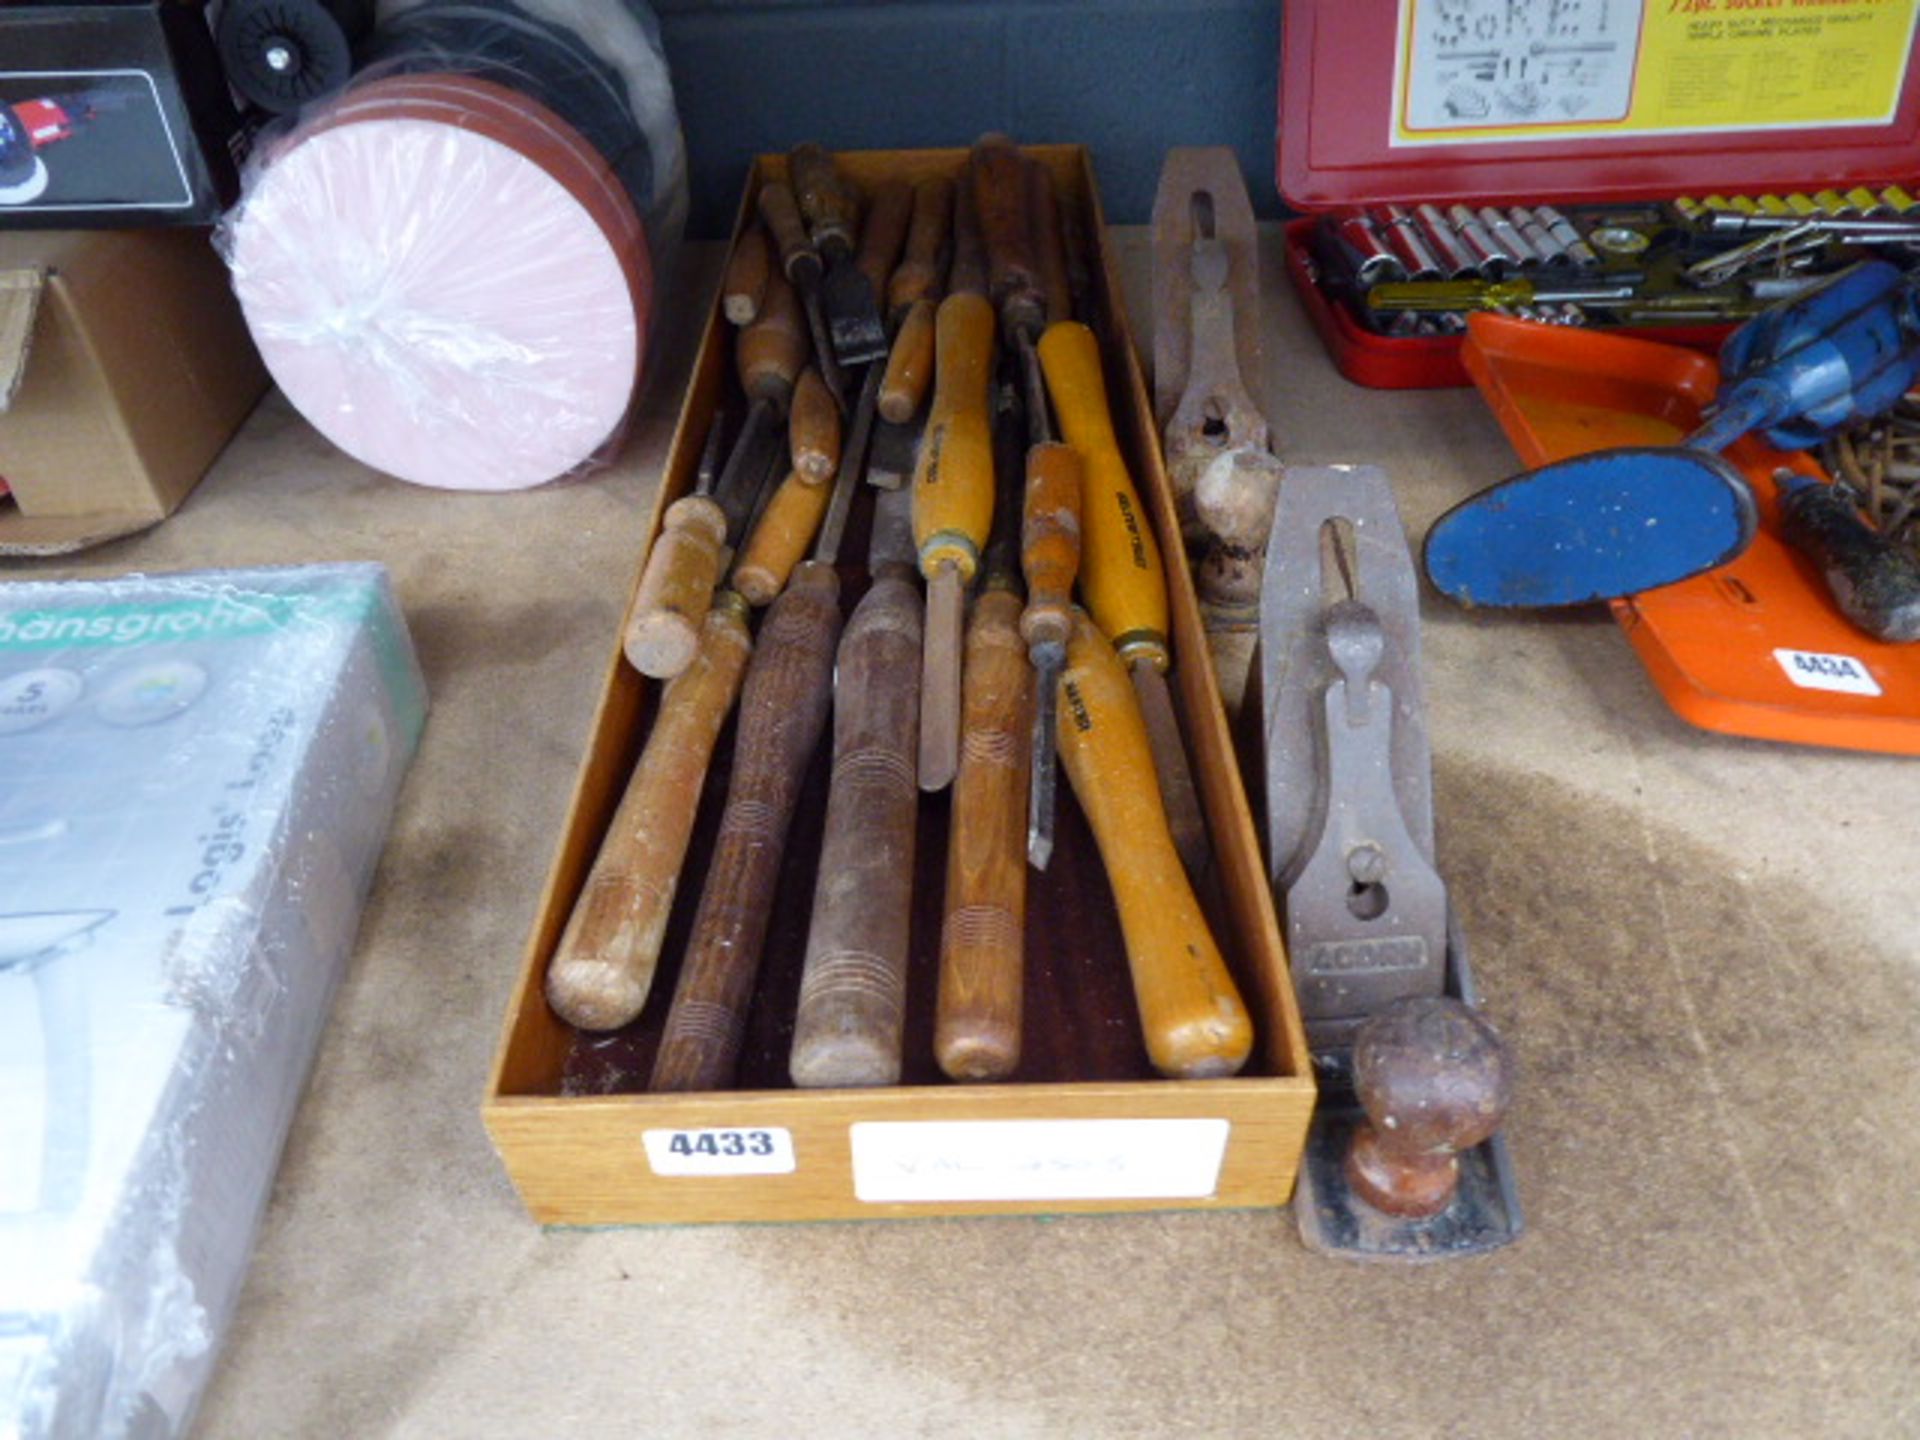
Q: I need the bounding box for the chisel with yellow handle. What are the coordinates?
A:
[1056,608,1252,1079]
[1038,320,1209,876]
[912,289,998,792]
[545,595,753,1031]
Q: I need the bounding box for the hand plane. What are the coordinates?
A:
[1257,464,1521,1261]
[1152,148,1284,715]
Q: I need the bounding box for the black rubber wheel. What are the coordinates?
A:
[217,0,356,114]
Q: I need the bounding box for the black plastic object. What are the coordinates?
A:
[359,0,657,222]
[218,0,373,114]
[1423,447,1759,608]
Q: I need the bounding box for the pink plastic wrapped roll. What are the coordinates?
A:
[225,74,652,491]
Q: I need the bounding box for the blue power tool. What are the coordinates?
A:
[1424,261,1920,634]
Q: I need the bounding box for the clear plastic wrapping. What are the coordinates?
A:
[219,0,686,492]
[0,564,427,1440]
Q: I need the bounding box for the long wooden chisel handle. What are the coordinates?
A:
[546,596,753,1030]
[1057,609,1252,1079]
[934,587,1033,1081]
[649,561,844,1092]
[789,571,925,1087]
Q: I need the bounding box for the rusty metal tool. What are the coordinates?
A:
[1256,463,1520,1260]
[1152,149,1283,719]
[789,485,923,1087]
[790,143,890,366]
[647,392,865,1094]
[1038,319,1209,877]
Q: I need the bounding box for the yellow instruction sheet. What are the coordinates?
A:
[1393,0,1919,146]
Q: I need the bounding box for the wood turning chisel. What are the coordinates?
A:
[647,406,867,1093]
[912,268,998,793]
[1013,154,1080,871]
[787,364,841,485]
[545,593,754,1031]
[624,270,806,677]
[790,142,890,367]
[934,356,1033,1080]
[722,223,770,326]
[790,486,924,1087]
[1038,319,1210,877]
[1055,607,1252,1079]
[871,177,953,484]
[759,174,848,405]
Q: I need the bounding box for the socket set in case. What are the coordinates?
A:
[1277,1,1920,389]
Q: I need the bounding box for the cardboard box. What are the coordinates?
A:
[0,228,267,556]
[483,146,1314,1226]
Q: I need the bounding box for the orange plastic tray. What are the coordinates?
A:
[1461,314,1920,755]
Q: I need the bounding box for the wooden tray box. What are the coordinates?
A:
[483,146,1314,1225]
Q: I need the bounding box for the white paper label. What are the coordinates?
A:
[1773,648,1882,697]
[643,1126,795,1177]
[850,1119,1231,1204]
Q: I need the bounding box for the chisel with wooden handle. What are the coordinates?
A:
[855,178,914,324]
[759,175,846,404]
[912,290,998,793]
[1020,441,1081,870]
[788,364,840,485]
[1038,320,1210,877]
[648,436,865,1093]
[722,225,771,326]
[790,143,889,365]
[624,272,806,677]
[545,594,753,1031]
[888,177,952,325]
[935,378,1033,1081]
[790,487,924,1087]
[1056,607,1252,1079]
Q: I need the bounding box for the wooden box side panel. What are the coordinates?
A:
[488,1078,1313,1226]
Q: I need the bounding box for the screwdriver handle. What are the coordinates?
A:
[971,134,1044,336]
[737,268,810,411]
[789,573,925,1087]
[912,292,999,579]
[788,366,841,484]
[856,179,915,313]
[650,562,844,1092]
[889,177,953,323]
[878,297,936,425]
[1057,610,1252,1079]
[789,143,857,256]
[1038,321,1171,669]
[547,596,753,1030]
[934,587,1032,1081]
[722,225,771,326]
[1020,442,1083,651]
[624,494,729,678]
[731,469,834,606]
[757,180,822,288]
